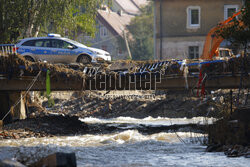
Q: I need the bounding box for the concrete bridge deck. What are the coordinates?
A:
[0,73,249,91]
[0,54,250,91]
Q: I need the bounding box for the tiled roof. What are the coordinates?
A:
[97,10,134,37]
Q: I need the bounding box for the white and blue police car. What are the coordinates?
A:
[15,34,111,63]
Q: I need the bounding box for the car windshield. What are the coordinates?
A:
[64,38,87,48]
[220,50,230,57]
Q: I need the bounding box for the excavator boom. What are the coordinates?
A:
[201,11,242,60]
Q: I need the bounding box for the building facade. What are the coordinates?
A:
[154,0,243,60]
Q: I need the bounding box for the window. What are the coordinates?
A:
[22,39,51,47]
[51,39,75,49]
[189,46,199,59]
[224,5,239,20]
[43,40,51,47]
[191,9,199,24]
[100,27,108,37]
[34,40,44,47]
[219,50,230,57]
[22,40,36,46]
[187,6,200,28]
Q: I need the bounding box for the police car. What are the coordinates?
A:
[15,34,111,63]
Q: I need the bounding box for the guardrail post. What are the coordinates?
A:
[0,45,15,56]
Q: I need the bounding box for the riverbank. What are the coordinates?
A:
[1,89,249,159]
[0,115,87,140]
[1,90,214,139]
[0,89,244,137]
[207,106,250,157]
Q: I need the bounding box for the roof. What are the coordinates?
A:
[114,0,140,15]
[97,10,134,37]
[131,0,149,8]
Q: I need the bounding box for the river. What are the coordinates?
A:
[0,117,249,167]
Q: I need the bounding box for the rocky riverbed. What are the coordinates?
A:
[1,90,217,139]
[1,89,249,159]
[0,89,244,137]
[0,115,88,140]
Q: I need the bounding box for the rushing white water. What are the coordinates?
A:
[80,116,216,126]
[0,117,249,167]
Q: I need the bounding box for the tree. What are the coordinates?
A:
[0,0,23,43]
[217,1,250,54]
[127,2,154,60]
[217,1,250,102]
[0,0,109,43]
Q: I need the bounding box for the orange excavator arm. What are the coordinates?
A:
[200,11,242,60]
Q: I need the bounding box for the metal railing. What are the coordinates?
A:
[0,44,17,56]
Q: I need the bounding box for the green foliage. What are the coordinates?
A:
[0,0,23,43]
[127,2,154,60]
[0,0,109,43]
[48,0,105,39]
[217,1,250,50]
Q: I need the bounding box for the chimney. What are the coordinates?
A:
[101,5,108,12]
[117,10,123,16]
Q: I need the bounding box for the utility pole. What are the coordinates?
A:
[160,0,163,60]
[153,0,157,60]
[123,30,132,60]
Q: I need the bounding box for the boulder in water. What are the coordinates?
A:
[31,152,76,167]
[0,159,26,167]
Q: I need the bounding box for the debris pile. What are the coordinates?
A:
[35,90,225,119]
[1,115,88,139]
[1,53,249,80]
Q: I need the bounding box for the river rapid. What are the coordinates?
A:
[0,117,249,167]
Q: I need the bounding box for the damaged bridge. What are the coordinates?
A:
[0,71,249,91]
[0,54,250,91]
[0,53,250,124]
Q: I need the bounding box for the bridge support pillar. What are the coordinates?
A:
[0,91,26,125]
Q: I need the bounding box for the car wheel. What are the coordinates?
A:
[24,56,35,62]
[78,55,91,64]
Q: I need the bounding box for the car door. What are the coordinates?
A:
[37,39,53,62]
[50,39,77,63]
[30,39,52,62]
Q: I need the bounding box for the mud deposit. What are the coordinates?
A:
[40,90,222,119]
